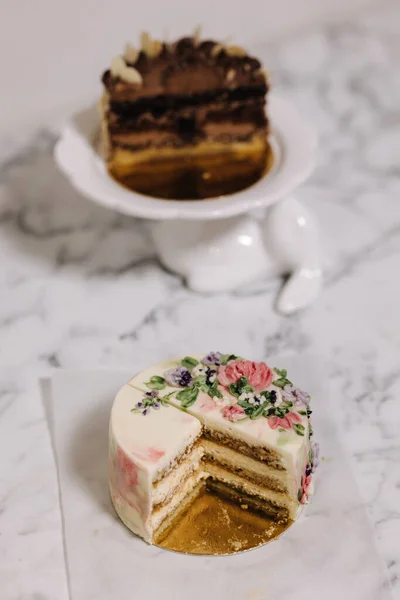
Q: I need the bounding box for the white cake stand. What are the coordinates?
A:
[54,93,321,314]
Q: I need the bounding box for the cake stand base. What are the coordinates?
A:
[148,196,322,315]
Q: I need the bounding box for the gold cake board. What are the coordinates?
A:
[155,488,292,556]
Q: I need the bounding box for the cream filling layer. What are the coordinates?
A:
[150,470,207,531]
[153,444,204,505]
[202,440,297,498]
[205,463,297,519]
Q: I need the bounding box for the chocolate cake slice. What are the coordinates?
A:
[100,32,271,199]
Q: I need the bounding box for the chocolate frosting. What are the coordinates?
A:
[102,36,267,102]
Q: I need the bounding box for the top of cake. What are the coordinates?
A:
[102,31,269,102]
[128,353,312,454]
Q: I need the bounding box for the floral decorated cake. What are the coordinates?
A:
[109,353,319,544]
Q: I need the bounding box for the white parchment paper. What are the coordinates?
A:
[44,356,392,600]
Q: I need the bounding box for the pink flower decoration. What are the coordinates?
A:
[222,404,246,422]
[268,411,302,430]
[197,394,217,413]
[300,474,313,504]
[147,447,165,462]
[218,360,273,391]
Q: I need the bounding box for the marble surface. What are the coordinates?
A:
[1,2,400,598]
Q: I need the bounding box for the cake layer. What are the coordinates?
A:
[202,439,293,495]
[153,443,204,505]
[150,471,207,531]
[108,137,269,199]
[109,136,267,173]
[202,427,285,470]
[205,462,296,520]
[108,108,267,149]
[103,87,268,147]
[207,480,290,522]
[107,87,267,120]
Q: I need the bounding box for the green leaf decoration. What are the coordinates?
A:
[229,384,239,397]
[298,410,307,416]
[229,376,251,398]
[160,399,170,407]
[298,489,303,501]
[273,378,289,389]
[273,367,293,389]
[176,386,199,408]
[181,356,199,369]
[249,405,265,420]
[199,382,210,393]
[220,354,240,365]
[130,407,141,413]
[278,427,286,432]
[145,375,166,390]
[275,368,287,378]
[207,381,222,399]
[238,399,251,410]
[293,423,305,436]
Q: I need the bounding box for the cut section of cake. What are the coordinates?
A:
[100,33,270,199]
[109,353,319,545]
[109,383,204,542]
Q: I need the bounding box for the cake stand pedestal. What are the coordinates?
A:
[149,195,321,313]
[55,93,321,314]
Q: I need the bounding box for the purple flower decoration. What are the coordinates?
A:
[281,385,310,406]
[202,351,222,366]
[165,366,193,387]
[311,442,320,473]
[132,389,164,416]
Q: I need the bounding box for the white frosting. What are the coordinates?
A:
[153,444,204,505]
[111,383,200,479]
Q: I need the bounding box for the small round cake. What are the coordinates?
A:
[109,353,319,548]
